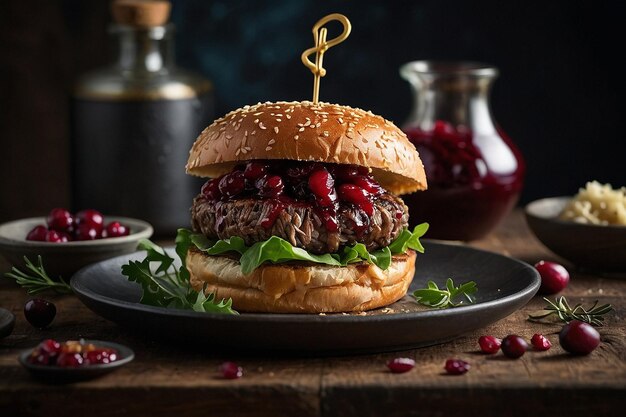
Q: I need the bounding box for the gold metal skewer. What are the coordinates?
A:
[301,13,352,104]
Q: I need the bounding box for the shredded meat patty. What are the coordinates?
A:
[190,194,409,254]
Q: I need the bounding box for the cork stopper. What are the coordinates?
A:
[111,0,171,27]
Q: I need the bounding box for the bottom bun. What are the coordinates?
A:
[186,249,416,313]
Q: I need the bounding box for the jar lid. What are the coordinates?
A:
[111,0,171,27]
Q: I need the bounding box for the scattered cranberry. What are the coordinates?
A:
[219,361,243,379]
[559,320,600,355]
[201,178,222,200]
[386,357,415,373]
[501,335,528,359]
[74,224,100,241]
[308,168,337,207]
[46,208,73,232]
[103,221,130,238]
[219,171,246,197]
[534,261,570,294]
[444,359,470,375]
[531,333,552,351]
[478,335,501,354]
[75,209,104,232]
[26,225,48,241]
[24,299,56,329]
[45,229,69,243]
[56,352,84,367]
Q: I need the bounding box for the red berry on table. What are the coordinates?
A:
[46,208,73,232]
[387,357,415,373]
[103,221,130,238]
[559,320,600,355]
[444,359,470,375]
[530,333,552,351]
[478,335,501,354]
[75,209,104,231]
[501,335,528,359]
[219,361,243,379]
[84,348,118,365]
[26,225,48,241]
[29,339,62,365]
[24,299,56,329]
[534,261,570,294]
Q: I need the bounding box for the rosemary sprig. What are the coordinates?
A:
[4,256,72,294]
[412,278,477,308]
[528,296,613,326]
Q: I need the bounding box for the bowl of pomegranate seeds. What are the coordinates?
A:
[0,208,153,277]
[19,338,134,381]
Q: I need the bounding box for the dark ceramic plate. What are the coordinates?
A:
[71,241,540,354]
[0,308,16,339]
[19,340,134,382]
[525,197,626,272]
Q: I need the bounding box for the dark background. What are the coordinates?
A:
[1,0,624,222]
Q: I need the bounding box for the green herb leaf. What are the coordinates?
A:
[388,223,429,254]
[3,256,72,295]
[528,296,613,326]
[412,277,477,308]
[121,239,237,315]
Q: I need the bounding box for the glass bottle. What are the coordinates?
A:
[400,61,525,241]
[71,0,214,235]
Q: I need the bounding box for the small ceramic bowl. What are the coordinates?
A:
[0,216,153,278]
[525,197,626,272]
[0,308,15,339]
[19,339,134,382]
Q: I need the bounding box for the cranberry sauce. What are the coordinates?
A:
[403,121,524,240]
[199,160,385,232]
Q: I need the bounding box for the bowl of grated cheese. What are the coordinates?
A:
[525,182,626,272]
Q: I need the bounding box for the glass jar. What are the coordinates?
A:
[71,1,214,236]
[400,61,525,241]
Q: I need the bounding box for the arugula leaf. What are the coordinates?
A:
[388,223,429,254]
[413,278,477,308]
[179,222,428,274]
[121,238,237,315]
[239,236,343,274]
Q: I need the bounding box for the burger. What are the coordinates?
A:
[182,101,427,313]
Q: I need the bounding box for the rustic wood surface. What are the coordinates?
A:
[0,210,624,417]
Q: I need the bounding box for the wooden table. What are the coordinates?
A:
[1,210,625,416]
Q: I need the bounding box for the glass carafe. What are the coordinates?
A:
[400,61,525,240]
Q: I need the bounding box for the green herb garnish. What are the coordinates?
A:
[4,256,72,294]
[412,278,477,308]
[121,239,237,314]
[528,296,613,326]
[180,223,429,274]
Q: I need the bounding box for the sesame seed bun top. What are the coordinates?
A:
[186,101,427,195]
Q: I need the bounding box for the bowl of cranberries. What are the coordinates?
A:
[19,338,134,381]
[0,208,153,277]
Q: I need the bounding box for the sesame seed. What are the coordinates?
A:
[259,122,267,130]
[274,127,279,134]
[254,119,259,124]
[294,135,299,140]
[235,149,241,156]
[338,117,344,124]
[276,119,282,122]
[253,112,264,116]
[286,115,291,119]
[265,146,272,151]
[268,139,276,145]
[299,127,305,132]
